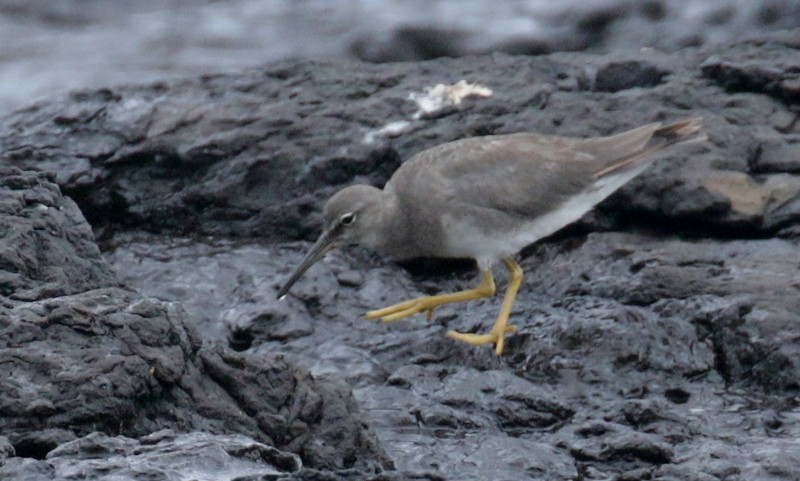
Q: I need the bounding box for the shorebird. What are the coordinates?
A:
[277,117,704,354]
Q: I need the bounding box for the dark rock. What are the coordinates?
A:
[10,429,76,460]
[0,431,302,480]
[350,26,470,63]
[520,233,800,392]
[749,136,800,173]
[0,170,389,476]
[700,33,800,103]
[0,436,14,465]
[592,60,667,92]
[3,30,800,481]
[570,421,673,464]
[199,347,385,470]
[0,457,56,480]
[0,168,117,300]
[663,387,691,404]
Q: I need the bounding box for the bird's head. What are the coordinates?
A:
[277,184,384,298]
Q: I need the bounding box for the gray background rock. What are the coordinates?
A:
[2,0,800,113]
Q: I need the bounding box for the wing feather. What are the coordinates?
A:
[386,125,662,219]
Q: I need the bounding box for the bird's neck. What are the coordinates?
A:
[363,192,407,257]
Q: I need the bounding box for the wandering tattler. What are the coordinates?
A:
[277,117,704,354]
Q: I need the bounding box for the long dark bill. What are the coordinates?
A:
[276,227,339,299]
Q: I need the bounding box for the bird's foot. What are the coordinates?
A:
[365,270,496,323]
[448,258,523,355]
[365,296,442,322]
[447,323,518,355]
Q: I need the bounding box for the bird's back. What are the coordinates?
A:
[382,118,703,262]
[386,119,702,216]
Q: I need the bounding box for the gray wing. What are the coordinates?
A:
[386,123,662,219]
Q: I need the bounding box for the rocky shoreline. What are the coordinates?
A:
[1,29,799,480]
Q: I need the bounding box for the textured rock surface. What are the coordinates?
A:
[0,170,389,478]
[0,168,116,300]
[0,431,302,480]
[2,30,800,481]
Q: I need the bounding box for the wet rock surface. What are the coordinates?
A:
[2,30,800,481]
[1,430,303,480]
[0,170,389,478]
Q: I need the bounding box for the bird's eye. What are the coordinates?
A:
[340,212,356,225]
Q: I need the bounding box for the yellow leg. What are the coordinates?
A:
[447,258,523,355]
[365,270,496,322]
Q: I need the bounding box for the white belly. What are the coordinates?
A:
[441,163,651,269]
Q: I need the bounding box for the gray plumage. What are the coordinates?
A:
[278,117,704,299]
[277,117,704,355]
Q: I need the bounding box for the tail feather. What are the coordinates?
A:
[592,117,705,179]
